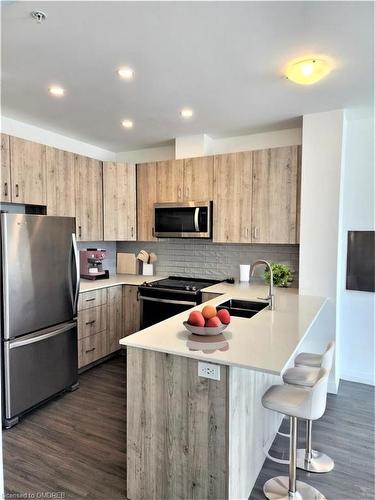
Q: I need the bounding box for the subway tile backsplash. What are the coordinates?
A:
[117,239,299,287]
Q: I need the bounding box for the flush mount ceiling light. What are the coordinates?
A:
[122,119,133,129]
[48,86,65,97]
[284,56,333,85]
[180,108,193,119]
[117,67,134,80]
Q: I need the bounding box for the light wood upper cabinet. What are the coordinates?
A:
[213,152,252,243]
[1,134,11,202]
[137,162,157,241]
[156,159,184,202]
[75,154,103,241]
[123,285,140,337]
[10,136,47,205]
[46,146,76,217]
[252,146,301,244]
[183,156,214,201]
[103,161,136,240]
[107,286,123,354]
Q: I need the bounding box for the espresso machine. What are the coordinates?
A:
[80,248,110,280]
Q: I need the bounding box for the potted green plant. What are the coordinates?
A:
[264,263,293,288]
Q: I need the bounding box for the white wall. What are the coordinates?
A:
[337,115,375,385]
[208,127,302,155]
[1,116,116,161]
[116,144,175,163]
[299,110,345,393]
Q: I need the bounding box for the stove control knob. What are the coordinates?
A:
[185,285,191,291]
[191,286,197,291]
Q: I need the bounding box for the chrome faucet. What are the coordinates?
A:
[250,260,275,310]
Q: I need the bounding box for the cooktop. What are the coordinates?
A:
[140,276,222,292]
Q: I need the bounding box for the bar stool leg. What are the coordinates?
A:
[263,417,326,499]
[296,420,334,473]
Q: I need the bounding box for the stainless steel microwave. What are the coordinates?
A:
[154,201,212,238]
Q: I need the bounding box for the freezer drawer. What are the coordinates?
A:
[3,321,78,421]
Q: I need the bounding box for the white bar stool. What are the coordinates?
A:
[262,368,329,500]
[283,342,335,473]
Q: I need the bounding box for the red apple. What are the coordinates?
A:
[188,310,205,327]
[205,316,222,328]
[217,309,231,325]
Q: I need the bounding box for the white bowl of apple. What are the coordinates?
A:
[183,305,231,336]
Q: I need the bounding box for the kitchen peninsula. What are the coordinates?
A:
[120,283,327,500]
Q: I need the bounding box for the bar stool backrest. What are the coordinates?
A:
[307,368,330,421]
[321,341,335,371]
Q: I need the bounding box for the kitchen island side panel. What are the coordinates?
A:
[127,347,229,500]
[228,366,282,500]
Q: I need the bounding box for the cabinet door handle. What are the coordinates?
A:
[131,226,134,238]
[4,182,8,197]
[245,227,249,239]
[78,225,82,238]
[186,186,190,199]
[15,184,19,197]
[85,298,96,302]
[85,320,96,326]
[85,347,96,353]
[152,227,155,238]
[253,227,259,239]
[178,187,182,199]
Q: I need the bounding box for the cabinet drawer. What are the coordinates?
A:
[78,330,107,369]
[78,304,107,340]
[78,288,107,311]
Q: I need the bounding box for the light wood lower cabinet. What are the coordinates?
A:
[78,288,107,311]
[107,286,124,354]
[78,330,108,369]
[1,134,11,202]
[78,304,107,340]
[123,285,140,337]
[78,284,141,369]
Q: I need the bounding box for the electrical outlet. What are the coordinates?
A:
[198,361,221,381]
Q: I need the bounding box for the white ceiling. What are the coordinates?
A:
[2,1,373,152]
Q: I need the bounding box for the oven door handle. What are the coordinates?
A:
[139,296,197,306]
[194,207,200,232]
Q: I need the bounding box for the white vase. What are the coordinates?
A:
[143,263,154,276]
[239,264,250,282]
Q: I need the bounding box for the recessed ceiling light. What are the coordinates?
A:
[122,119,133,129]
[48,86,65,97]
[117,67,134,80]
[284,56,333,85]
[180,108,193,119]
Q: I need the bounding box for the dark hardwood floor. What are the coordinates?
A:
[3,355,126,499]
[3,355,374,500]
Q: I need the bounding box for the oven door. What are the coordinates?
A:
[140,294,197,329]
[154,202,211,238]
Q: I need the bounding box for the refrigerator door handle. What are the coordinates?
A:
[9,321,77,349]
[71,233,80,316]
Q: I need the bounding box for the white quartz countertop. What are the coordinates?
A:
[120,281,327,375]
[79,274,164,292]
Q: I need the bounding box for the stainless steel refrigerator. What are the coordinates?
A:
[0,213,80,428]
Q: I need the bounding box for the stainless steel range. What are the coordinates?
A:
[138,276,223,328]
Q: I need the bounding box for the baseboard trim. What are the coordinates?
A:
[340,372,375,386]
